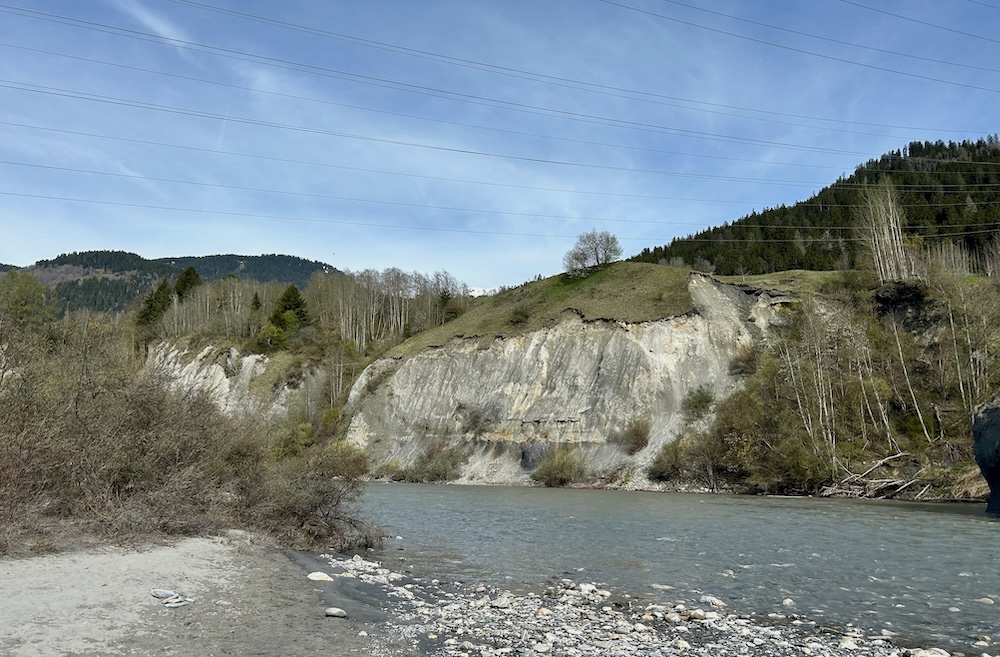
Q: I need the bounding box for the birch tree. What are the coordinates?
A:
[857,178,911,283]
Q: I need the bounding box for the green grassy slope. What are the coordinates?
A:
[393,262,693,357]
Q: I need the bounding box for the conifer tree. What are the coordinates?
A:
[174,266,201,301]
[270,285,310,331]
[136,279,174,327]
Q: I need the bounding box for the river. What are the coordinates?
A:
[363,483,998,651]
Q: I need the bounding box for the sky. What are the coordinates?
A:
[2,0,1000,290]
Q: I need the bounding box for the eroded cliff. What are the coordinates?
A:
[345,274,789,484]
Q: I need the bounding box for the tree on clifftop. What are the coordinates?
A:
[564,230,622,277]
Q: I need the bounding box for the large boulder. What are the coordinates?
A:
[973,393,1000,516]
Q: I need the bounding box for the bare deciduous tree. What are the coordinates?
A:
[857,178,912,283]
[564,230,623,276]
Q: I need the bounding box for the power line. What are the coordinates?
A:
[659,0,1000,76]
[839,0,1000,45]
[7,118,1000,211]
[0,119,767,205]
[9,78,1000,189]
[0,190,645,240]
[167,0,990,136]
[964,0,1000,9]
[9,80,1000,192]
[9,156,1000,226]
[6,189,999,242]
[0,79,850,185]
[0,41,860,171]
[600,0,1000,95]
[0,4,910,155]
[0,159,697,226]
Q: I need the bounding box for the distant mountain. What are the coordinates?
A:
[152,254,334,287]
[24,251,335,313]
[631,136,1000,275]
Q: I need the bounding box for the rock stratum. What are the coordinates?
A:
[344,275,790,484]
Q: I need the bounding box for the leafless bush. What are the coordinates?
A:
[0,311,376,555]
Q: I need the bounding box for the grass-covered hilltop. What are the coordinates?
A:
[4,137,1000,555]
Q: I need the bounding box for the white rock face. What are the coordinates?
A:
[146,344,273,416]
[346,275,780,483]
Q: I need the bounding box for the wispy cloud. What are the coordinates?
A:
[105,0,194,56]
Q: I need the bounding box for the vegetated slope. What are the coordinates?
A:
[24,250,334,313]
[632,137,1000,275]
[393,262,693,357]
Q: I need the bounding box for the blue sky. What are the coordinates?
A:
[2,0,999,289]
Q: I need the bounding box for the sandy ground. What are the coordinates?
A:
[0,533,421,656]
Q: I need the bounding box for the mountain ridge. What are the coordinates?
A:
[6,250,335,313]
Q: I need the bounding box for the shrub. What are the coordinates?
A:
[405,441,468,483]
[681,386,715,424]
[610,418,652,454]
[531,446,586,487]
[0,312,376,555]
[508,305,530,326]
[272,422,315,459]
[648,438,687,481]
[730,340,759,375]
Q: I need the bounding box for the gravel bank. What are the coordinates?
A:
[3,536,992,657]
[321,552,996,657]
[0,534,393,656]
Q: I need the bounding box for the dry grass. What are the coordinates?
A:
[716,269,846,296]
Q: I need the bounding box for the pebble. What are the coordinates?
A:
[319,553,956,657]
[150,589,178,599]
[325,607,348,618]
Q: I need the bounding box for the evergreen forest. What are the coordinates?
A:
[631,137,1000,275]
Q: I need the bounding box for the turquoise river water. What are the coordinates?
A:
[363,483,998,650]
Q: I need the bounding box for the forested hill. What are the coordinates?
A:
[631,137,1000,276]
[20,251,334,313]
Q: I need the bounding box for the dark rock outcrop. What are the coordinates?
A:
[973,393,1000,516]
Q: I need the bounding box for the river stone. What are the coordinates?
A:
[150,589,178,599]
[307,571,334,582]
[700,594,726,607]
[325,607,348,618]
[910,649,950,657]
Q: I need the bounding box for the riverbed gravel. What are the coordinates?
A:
[321,552,994,657]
